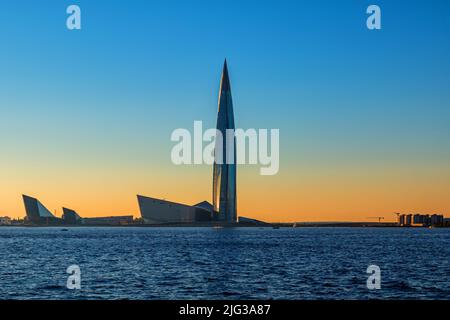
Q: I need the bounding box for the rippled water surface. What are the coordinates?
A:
[0,227,449,299]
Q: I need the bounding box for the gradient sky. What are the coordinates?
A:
[1,0,450,222]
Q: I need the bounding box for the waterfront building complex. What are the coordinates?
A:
[138,61,238,225]
[398,213,445,227]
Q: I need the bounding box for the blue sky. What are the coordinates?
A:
[1,0,450,220]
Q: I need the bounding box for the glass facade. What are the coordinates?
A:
[212,60,237,223]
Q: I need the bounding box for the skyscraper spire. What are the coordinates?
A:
[212,60,237,223]
[220,59,231,92]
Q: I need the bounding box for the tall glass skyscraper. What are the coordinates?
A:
[212,60,237,222]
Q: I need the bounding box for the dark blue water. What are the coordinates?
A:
[0,227,449,300]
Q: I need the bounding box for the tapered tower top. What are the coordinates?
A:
[220,59,231,92]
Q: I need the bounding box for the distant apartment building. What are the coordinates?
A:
[413,214,425,225]
[398,213,445,227]
[399,214,405,226]
[430,214,444,226]
[445,218,450,227]
[405,214,412,226]
[0,216,11,225]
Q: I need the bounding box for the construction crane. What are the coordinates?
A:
[394,212,401,224]
[366,216,385,223]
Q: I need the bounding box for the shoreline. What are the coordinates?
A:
[1,223,447,228]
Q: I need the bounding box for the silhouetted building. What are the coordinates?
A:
[82,216,134,225]
[445,218,450,227]
[0,217,11,225]
[430,214,444,226]
[194,201,214,213]
[399,213,444,227]
[137,195,211,224]
[399,214,405,226]
[22,195,62,225]
[62,207,83,225]
[405,214,412,226]
[238,216,268,225]
[413,214,423,225]
[62,207,133,225]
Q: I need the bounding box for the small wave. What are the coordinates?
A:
[38,285,64,290]
[385,280,416,292]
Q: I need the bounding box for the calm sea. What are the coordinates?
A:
[0,227,449,300]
